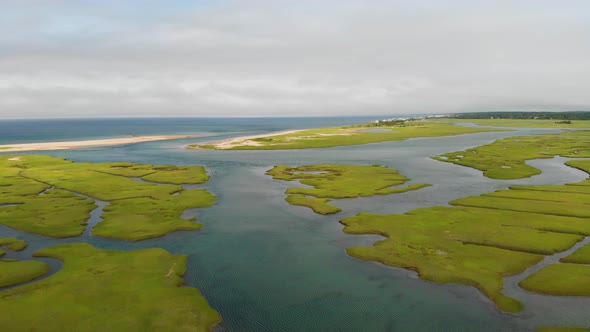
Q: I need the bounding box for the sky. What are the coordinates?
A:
[1,0,589,119]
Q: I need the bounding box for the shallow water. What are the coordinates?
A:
[1,118,589,331]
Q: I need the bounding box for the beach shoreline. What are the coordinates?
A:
[187,129,305,149]
[0,135,197,152]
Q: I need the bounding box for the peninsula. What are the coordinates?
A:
[188,122,500,150]
[0,135,197,152]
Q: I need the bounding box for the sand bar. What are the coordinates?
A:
[0,135,197,152]
[189,129,306,149]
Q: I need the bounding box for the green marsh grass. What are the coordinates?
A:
[519,263,590,296]
[267,164,430,214]
[0,259,49,287]
[285,195,342,215]
[434,131,590,179]
[0,155,215,240]
[341,156,590,311]
[561,243,590,264]
[0,243,221,331]
[0,238,27,251]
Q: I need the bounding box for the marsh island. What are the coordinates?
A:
[0,155,215,240]
[267,164,429,214]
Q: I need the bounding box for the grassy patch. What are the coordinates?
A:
[92,163,210,184]
[434,131,590,179]
[0,238,27,251]
[0,171,97,237]
[0,243,220,331]
[94,188,215,240]
[267,164,430,214]
[141,165,209,184]
[561,243,590,264]
[519,263,590,296]
[451,195,590,218]
[0,155,215,240]
[285,195,342,215]
[0,259,49,287]
[189,123,500,150]
[341,159,590,312]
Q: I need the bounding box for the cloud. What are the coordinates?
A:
[0,0,589,118]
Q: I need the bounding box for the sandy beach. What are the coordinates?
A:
[189,129,305,149]
[0,135,197,152]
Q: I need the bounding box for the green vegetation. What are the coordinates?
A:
[0,243,220,331]
[0,155,215,240]
[562,243,590,264]
[92,162,210,184]
[0,259,49,287]
[434,131,590,179]
[285,195,342,215]
[537,327,590,332]
[189,122,500,150]
[267,164,430,214]
[141,165,209,184]
[519,263,590,296]
[341,159,590,312]
[0,238,27,252]
[0,156,97,237]
[95,188,215,240]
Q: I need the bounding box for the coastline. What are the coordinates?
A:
[187,129,305,149]
[0,135,197,152]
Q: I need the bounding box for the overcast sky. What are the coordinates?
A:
[1,0,589,118]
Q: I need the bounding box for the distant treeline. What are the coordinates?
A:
[452,111,590,120]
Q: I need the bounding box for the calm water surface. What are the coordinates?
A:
[1,118,588,332]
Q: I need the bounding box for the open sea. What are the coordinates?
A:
[1,117,589,332]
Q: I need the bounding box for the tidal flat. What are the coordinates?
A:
[1,117,590,331]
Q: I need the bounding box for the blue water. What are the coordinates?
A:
[1,118,588,332]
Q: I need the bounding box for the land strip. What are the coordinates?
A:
[188,122,500,150]
[0,135,197,152]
